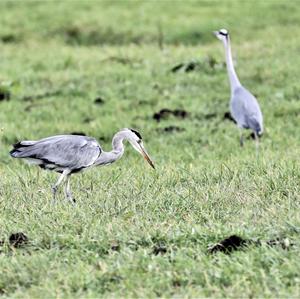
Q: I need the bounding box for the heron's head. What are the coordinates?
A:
[123,128,155,169]
[213,28,229,42]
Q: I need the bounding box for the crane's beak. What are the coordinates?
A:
[139,143,155,169]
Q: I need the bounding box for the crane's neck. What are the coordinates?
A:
[223,36,241,94]
[93,131,126,166]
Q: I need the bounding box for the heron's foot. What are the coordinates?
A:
[66,192,76,204]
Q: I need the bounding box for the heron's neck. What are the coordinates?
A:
[223,37,241,93]
[111,131,126,157]
[94,131,126,166]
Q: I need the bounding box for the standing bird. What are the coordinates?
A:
[10,128,155,202]
[214,29,263,150]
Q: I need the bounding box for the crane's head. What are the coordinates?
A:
[214,28,229,42]
[123,128,155,169]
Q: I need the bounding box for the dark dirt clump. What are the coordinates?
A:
[153,108,188,122]
[208,235,294,255]
[162,126,185,133]
[9,232,28,248]
[111,242,120,252]
[208,235,250,254]
[170,56,224,73]
[170,63,185,73]
[0,34,21,43]
[170,61,201,73]
[94,97,105,105]
[0,89,11,101]
[152,244,168,255]
[83,117,94,124]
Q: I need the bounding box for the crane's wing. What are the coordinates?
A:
[10,135,102,171]
[231,87,263,134]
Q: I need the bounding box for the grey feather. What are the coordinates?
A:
[231,87,263,135]
[11,135,101,172]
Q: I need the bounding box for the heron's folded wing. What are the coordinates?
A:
[232,87,263,130]
[239,89,263,132]
[21,135,102,169]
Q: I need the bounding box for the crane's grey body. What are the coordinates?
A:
[10,128,154,202]
[214,29,263,148]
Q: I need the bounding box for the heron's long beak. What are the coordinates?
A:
[139,143,155,169]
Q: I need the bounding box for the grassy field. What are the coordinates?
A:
[0,1,300,297]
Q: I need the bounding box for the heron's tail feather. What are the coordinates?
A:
[247,116,263,138]
[10,141,37,158]
[255,124,263,138]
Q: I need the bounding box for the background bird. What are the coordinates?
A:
[214,29,263,151]
[10,128,155,202]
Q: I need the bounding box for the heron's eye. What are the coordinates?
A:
[137,139,141,144]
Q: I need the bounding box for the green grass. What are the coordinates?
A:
[0,0,300,297]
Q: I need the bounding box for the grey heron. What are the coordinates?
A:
[214,29,263,150]
[10,128,155,202]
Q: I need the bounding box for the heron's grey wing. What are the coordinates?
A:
[231,87,263,133]
[12,135,102,171]
[230,89,247,127]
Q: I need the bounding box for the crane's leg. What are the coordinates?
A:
[239,129,244,147]
[65,175,75,203]
[52,170,68,202]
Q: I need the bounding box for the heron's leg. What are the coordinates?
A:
[65,175,75,203]
[254,132,259,158]
[239,129,244,147]
[52,170,68,201]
